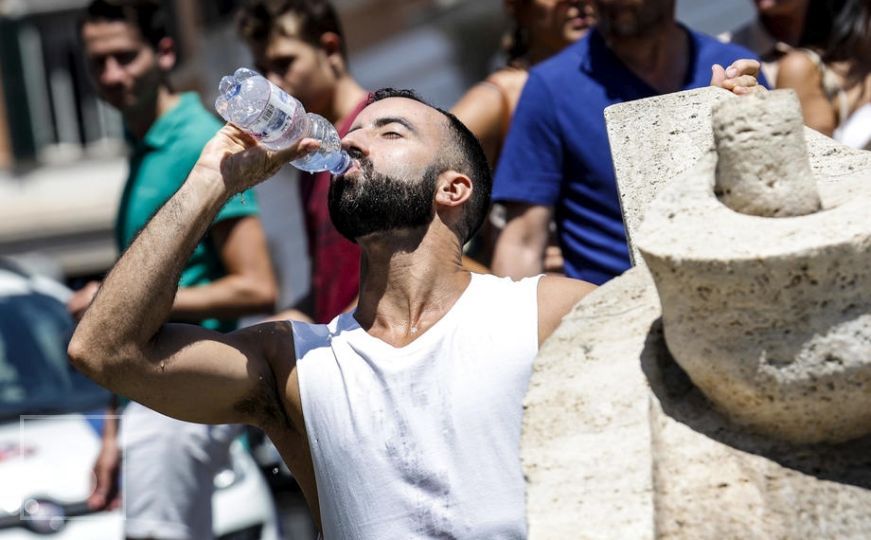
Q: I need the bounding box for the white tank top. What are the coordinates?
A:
[294,273,541,539]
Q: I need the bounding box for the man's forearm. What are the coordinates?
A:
[492,203,551,279]
[172,214,277,322]
[171,275,276,321]
[492,240,545,278]
[492,225,547,279]
[70,168,229,375]
[102,396,120,443]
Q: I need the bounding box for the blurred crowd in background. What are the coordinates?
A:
[0,0,869,539]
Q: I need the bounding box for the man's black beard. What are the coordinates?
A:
[328,154,439,243]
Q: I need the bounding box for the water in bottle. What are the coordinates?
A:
[215,67,351,175]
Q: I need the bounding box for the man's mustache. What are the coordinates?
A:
[342,150,375,181]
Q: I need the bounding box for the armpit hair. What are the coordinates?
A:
[234,357,293,431]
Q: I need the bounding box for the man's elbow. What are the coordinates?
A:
[67,329,128,388]
[243,278,278,314]
[67,331,103,383]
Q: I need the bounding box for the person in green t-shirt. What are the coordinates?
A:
[113,91,262,332]
[68,1,278,539]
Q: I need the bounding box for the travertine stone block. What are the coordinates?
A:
[523,266,871,539]
[604,87,871,265]
[636,92,871,443]
[712,90,821,216]
[524,87,871,539]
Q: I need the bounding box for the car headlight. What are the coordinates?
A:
[22,498,66,535]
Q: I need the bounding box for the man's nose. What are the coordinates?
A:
[100,56,125,86]
[341,131,368,157]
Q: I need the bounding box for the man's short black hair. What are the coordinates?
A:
[80,0,168,49]
[368,88,493,245]
[237,0,348,59]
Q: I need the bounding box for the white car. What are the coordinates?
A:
[0,261,280,539]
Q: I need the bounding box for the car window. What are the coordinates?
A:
[0,292,109,420]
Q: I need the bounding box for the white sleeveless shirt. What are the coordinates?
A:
[294,273,541,539]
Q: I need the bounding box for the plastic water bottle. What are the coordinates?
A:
[214,67,351,175]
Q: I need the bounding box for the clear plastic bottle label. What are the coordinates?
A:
[250,86,302,144]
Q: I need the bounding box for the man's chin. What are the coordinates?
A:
[97,88,131,106]
[604,19,643,37]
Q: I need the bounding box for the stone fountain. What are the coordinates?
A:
[522,88,871,539]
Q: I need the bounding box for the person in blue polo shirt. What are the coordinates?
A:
[491,0,767,285]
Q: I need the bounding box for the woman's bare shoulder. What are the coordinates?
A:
[777,50,821,87]
[485,66,529,97]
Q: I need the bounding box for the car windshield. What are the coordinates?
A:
[0,291,109,422]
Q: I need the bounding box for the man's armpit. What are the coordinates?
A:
[234,360,293,430]
[233,321,299,432]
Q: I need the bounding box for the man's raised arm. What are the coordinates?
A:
[68,126,315,426]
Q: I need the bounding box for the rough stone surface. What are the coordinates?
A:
[604,87,871,265]
[523,266,871,539]
[524,87,871,538]
[712,90,821,217]
[523,267,659,540]
[636,92,871,443]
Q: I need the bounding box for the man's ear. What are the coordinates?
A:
[435,171,473,208]
[155,36,177,72]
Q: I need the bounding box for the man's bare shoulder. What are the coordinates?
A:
[538,275,596,313]
[537,275,597,345]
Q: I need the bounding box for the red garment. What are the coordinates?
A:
[299,97,368,323]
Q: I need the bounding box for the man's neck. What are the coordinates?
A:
[124,85,181,140]
[324,75,368,125]
[354,227,469,348]
[760,10,806,47]
[605,21,690,94]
